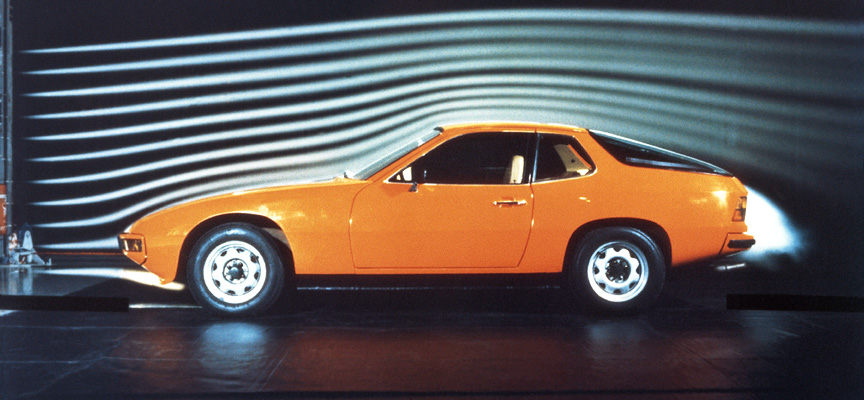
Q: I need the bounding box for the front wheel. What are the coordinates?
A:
[567,227,665,314]
[187,223,285,317]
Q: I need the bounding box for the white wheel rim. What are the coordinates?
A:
[202,240,268,304]
[586,241,649,303]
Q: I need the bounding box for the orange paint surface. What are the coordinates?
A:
[120,122,752,282]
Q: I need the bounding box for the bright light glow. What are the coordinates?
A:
[740,187,807,262]
[37,268,186,291]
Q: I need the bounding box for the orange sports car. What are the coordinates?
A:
[118,122,754,316]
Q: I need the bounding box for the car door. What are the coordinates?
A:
[350,132,535,269]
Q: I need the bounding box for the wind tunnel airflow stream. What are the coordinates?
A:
[18,9,861,253]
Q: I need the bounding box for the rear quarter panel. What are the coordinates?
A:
[521,132,748,272]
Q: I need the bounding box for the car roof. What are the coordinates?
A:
[437,122,589,137]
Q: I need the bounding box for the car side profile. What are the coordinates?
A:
[119,122,754,316]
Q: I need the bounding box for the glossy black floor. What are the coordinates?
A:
[1,256,862,400]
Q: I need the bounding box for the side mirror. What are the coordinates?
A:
[399,166,425,192]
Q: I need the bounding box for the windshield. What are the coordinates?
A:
[351,128,443,180]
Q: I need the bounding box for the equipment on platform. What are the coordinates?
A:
[4,224,50,266]
[0,185,50,267]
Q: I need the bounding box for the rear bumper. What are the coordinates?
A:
[720,232,755,256]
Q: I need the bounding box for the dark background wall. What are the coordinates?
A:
[9,1,863,291]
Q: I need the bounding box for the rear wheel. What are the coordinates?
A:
[567,227,665,314]
[187,223,285,317]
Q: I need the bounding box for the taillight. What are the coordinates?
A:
[732,196,747,222]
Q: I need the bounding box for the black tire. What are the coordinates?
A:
[566,227,665,314]
[187,223,285,317]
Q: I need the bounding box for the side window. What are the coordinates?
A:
[390,133,532,185]
[535,134,594,181]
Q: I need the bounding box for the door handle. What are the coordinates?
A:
[493,200,527,206]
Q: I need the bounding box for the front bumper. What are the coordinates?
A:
[720,232,755,256]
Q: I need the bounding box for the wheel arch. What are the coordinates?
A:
[177,213,295,284]
[564,218,672,273]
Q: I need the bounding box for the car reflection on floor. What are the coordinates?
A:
[1,254,863,399]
